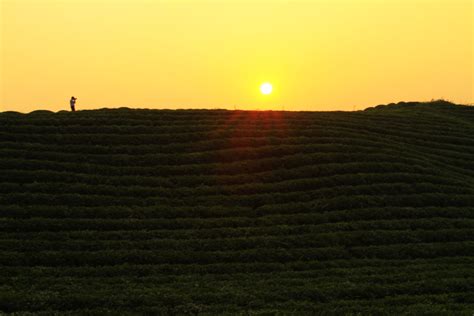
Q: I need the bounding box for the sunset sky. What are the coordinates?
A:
[1,0,472,112]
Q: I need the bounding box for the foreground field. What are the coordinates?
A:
[1,101,474,314]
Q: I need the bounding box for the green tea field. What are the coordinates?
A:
[1,101,474,314]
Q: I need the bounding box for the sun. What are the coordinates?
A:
[260,82,273,95]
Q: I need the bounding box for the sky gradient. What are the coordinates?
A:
[1,0,473,112]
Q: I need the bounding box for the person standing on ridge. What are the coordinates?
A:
[70,96,77,111]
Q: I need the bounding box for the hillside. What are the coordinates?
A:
[1,101,474,315]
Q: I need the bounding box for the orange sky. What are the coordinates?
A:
[1,0,473,112]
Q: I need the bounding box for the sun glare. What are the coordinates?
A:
[260,83,273,95]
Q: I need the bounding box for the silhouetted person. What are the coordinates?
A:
[70,96,77,111]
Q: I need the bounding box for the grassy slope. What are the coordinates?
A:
[0,101,474,315]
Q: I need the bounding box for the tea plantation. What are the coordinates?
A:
[1,101,474,314]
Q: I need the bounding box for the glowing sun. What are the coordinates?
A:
[260,82,273,95]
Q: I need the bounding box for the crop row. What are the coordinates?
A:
[1,241,473,267]
[5,132,470,162]
[1,296,473,315]
[2,116,471,141]
[1,252,471,272]
[0,143,399,167]
[1,162,437,188]
[0,152,434,178]
[2,121,473,152]
[0,135,394,155]
[2,135,473,179]
[2,273,473,300]
[1,271,473,312]
[1,206,473,238]
[1,214,473,234]
[1,228,472,252]
[1,256,471,279]
[2,268,473,297]
[4,147,470,184]
[1,185,471,209]
[3,137,474,167]
[0,173,463,202]
[1,126,472,172]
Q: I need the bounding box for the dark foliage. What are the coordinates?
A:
[0,102,473,314]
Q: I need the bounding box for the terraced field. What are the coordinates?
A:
[1,101,474,314]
